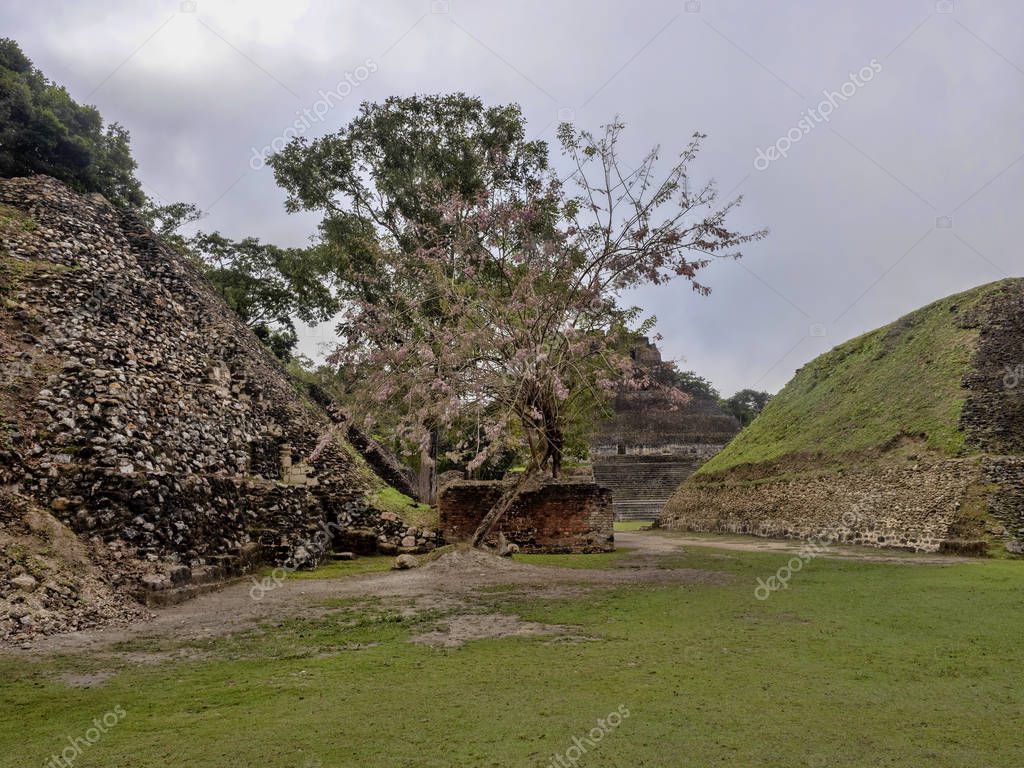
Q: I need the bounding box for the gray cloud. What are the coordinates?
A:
[4,0,1022,395]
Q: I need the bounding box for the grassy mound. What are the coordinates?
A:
[699,280,1016,476]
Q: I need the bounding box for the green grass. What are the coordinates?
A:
[0,204,43,299]
[0,203,36,233]
[371,485,437,529]
[2,544,1023,767]
[614,520,652,531]
[0,252,68,298]
[700,280,1016,476]
[272,554,395,581]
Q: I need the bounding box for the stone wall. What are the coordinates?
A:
[661,457,988,552]
[982,457,1024,549]
[960,280,1024,454]
[304,383,420,500]
[590,339,739,520]
[661,280,1024,554]
[438,480,614,553]
[0,176,414,590]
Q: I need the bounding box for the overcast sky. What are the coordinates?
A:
[4,0,1023,395]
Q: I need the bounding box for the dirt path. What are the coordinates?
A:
[8,540,722,656]
[621,529,966,564]
[4,531,966,657]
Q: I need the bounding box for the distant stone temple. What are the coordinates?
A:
[591,340,740,521]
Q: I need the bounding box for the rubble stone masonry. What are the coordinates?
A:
[0,176,412,580]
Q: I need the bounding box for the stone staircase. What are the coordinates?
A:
[592,455,703,521]
[132,542,263,607]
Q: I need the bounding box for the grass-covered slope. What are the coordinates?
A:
[699,280,1015,476]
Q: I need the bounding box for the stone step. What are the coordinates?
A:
[135,574,250,608]
[131,542,265,607]
[592,456,700,521]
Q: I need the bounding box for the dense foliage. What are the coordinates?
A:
[0,38,144,208]
[719,388,772,426]
[659,368,721,401]
[272,94,766,531]
[189,232,340,361]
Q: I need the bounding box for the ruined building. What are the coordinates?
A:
[591,339,740,520]
[438,479,614,554]
[0,176,428,640]
[661,280,1024,555]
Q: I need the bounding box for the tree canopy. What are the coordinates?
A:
[0,38,144,208]
[190,232,340,361]
[720,388,773,426]
[271,94,767,531]
[269,92,550,256]
[657,368,721,401]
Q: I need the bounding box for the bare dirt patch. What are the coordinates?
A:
[632,530,965,564]
[59,670,114,688]
[5,531,967,659]
[8,539,727,656]
[411,613,578,648]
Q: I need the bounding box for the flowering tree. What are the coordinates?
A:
[270,94,551,501]
[327,119,767,544]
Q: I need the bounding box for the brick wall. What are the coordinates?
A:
[438,480,614,553]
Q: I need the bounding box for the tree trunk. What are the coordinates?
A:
[417,427,438,504]
[471,468,541,548]
[549,429,564,479]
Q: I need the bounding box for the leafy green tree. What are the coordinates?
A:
[189,232,340,361]
[314,116,766,544]
[268,93,553,500]
[138,200,203,253]
[656,367,720,401]
[0,38,144,208]
[268,93,550,260]
[720,388,773,426]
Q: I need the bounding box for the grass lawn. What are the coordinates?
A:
[2,542,1022,767]
[370,486,437,529]
[275,555,395,581]
[613,520,653,532]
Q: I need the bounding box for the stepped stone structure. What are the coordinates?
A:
[591,339,740,520]
[0,176,426,640]
[660,279,1024,555]
[438,480,614,553]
